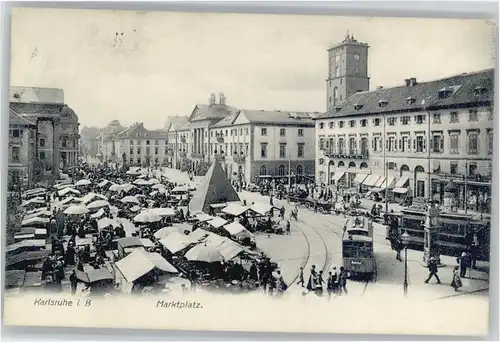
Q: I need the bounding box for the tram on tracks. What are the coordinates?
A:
[385,206,490,260]
[342,217,376,279]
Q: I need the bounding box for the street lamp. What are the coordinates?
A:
[401,230,410,297]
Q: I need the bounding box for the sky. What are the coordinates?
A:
[10,7,496,130]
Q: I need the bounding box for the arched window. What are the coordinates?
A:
[400,164,410,172]
[296,165,303,175]
[319,171,325,182]
[278,165,286,176]
[328,160,335,167]
[333,87,338,105]
[260,165,267,175]
[338,138,345,153]
[415,165,425,173]
[360,162,368,169]
[348,161,356,168]
[338,161,345,167]
[349,138,356,154]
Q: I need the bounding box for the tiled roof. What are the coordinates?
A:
[165,116,189,131]
[10,86,64,104]
[176,121,191,131]
[116,123,166,139]
[102,120,124,134]
[9,109,35,127]
[318,68,494,119]
[238,110,316,126]
[211,112,239,128]
[189,104,239,122]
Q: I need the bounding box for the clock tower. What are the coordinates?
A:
[326,33,370,111]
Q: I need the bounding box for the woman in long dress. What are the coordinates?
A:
[450,266,463,291]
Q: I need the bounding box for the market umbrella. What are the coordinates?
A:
[75,179,92,187]
[185,244,224,263]
[108,184,122,192]
[90,208,105,219]
[97,217,120,230]
[121,196,140,204]
[133,210,162,223]
[64,205,89,215]
[149,207,176,217]
[87,200,110,210]
[97,180,111,188]
[147,178,160,185]
[133,179,148,186]
[151,183,165,190]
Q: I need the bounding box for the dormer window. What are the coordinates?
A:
[406,96,416,105]
[378,99,388,108]
[474,86,488,96]
[334,106,342,112]
[354,103,363,110]
[13,93,20,99]
[438,87,451,99]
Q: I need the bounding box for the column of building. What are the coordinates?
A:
[52,118,60,177]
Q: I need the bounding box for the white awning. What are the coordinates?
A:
[354,173,368,184]
[374,176,386,188]
[394,175,410,188]
[363,174,382,186]
[380,176,396,189]
[331,171,346,182]
[392,188,409,194]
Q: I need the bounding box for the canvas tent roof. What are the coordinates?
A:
[188,160,240,214]
[115,248,178,283]
[159,232,197,254]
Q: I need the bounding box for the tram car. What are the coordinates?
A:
[342,217,376,279]
[395,207,490,260]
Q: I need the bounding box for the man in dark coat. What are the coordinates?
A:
[424,257,441,284]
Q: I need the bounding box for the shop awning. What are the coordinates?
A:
[380,176,396,189]
[374,176,386,188]
[370,187,386,193]
[394,175,410,188]
[354,173,368,184]
[363,175,381,186]
[392,188,409,194]
[331,171,346,182]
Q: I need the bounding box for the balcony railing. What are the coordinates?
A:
[323,148,369,159]
[234,154,246,163]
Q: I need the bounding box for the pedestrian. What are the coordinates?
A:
[339,266,349,295]
[297,266,305,287]
[424,257,441,284]
[306,265,317,291]
[286,220,291,235]
[331,266,339,294]
[450,266,463,292]
[69,270,78,295]
[315,270,324,296]
[327,271,335,300]
[457,251,470,278]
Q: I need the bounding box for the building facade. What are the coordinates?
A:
[165,116,189,168]
[315,68,494,209]
[98,120,125,162]
[8,109,36,191]
[9,86,80,182]
[102,123,168,167]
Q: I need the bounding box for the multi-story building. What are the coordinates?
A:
[165,116,189,168]
[8,109,36,191]
[315,67,494,208]
[9,86,80,180]
[98,120,125,162]
[102,122,168,167]
[208,110,317,183]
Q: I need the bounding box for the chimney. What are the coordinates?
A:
[409,78,417,86]
[219,92,226,105]
[209,93,216,105]
[404,79,410,87]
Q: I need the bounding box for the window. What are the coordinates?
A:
[155,147,159,155]
[261,128,267,136]
[354,66,359,75]
[415,136,425,152]
[468,131,479,154]
[388,162,397,170]
[280,128,286,136]
[373,118,380,126]
[260,143,267,158]
[129,148,134,154]
[469,163,477,176]
[349,120,356,128]
[339,121,345,128]
[278,165,286,176]
[155,140,159,145]
[387,117,396,126]
[279,144,286,158]
[432,134,444,153]
[319,138,325,150]
[319,123,324,129]
[146,147,151,155]
[11,146,20,163]
[449,134,459,154]
[298,128,304,136]
[338,138,345,153]
[333,87,338,105]
[372,136,381,152]
[146,140,150,145]
[349,138,356,154]
[39,138,45,148]
[414,115,425,124]
[11,129,20,138]
[319,158,325,165]
[240,129,243,136]
[245,144,249,155]
[432,113,441,124]
[129,158,134,164]
[488,130,493,155]
[450,112,459,123]
[137,147,141,154]
[129,140,134,145]
[388,136,396,152]
[260,165,267,175]
[335,67,340,78]
[399,136,409,152]
[361,119,367,127]
[39,151,45,160]
[469,109,478,122]
[328,122,334,129]
[297,143,304,158]
[62,139,67,148]
[296,165,303,175]
[450,162,458,175]
[401,116,410,125]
